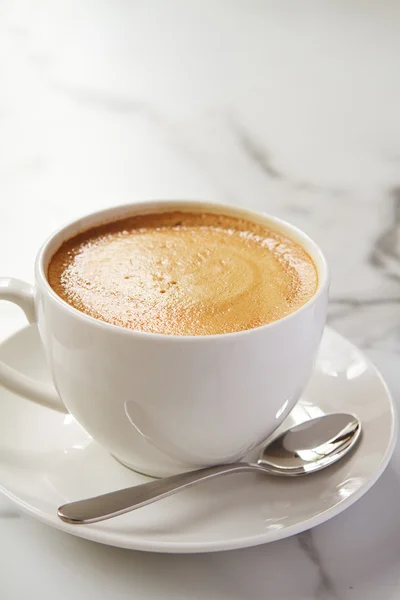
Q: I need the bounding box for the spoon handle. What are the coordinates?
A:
[58,462,261,524]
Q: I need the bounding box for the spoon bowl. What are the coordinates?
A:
[258,413,361,475]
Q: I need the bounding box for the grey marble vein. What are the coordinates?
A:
[328,296,400,326]
[298,530,339,600]
[48,82,242,205]
[51,82,158,118]
[228,117,343,195]
[369,186,400,270]
[228,117,283,179]
[284,204,312,215]
[330,297,400,308]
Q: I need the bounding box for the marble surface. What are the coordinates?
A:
[1,1,400,598]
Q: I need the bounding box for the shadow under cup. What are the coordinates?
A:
[34,201,329,477]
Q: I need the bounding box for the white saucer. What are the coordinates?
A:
[0,325,396,553]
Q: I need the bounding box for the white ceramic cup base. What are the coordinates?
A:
[0,201,329,477]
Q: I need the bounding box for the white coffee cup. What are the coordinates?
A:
[0,201,328,477]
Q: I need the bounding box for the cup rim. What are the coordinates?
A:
[36,200,329,342]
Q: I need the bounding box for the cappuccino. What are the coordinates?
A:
[48,211,317,335]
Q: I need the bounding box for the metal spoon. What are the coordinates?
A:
[58,413,361,525]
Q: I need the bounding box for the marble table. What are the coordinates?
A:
[1,1,400,598]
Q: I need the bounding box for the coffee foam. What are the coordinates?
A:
[47,211,318,335]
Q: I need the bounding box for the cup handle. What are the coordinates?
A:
[0,278,67,413]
